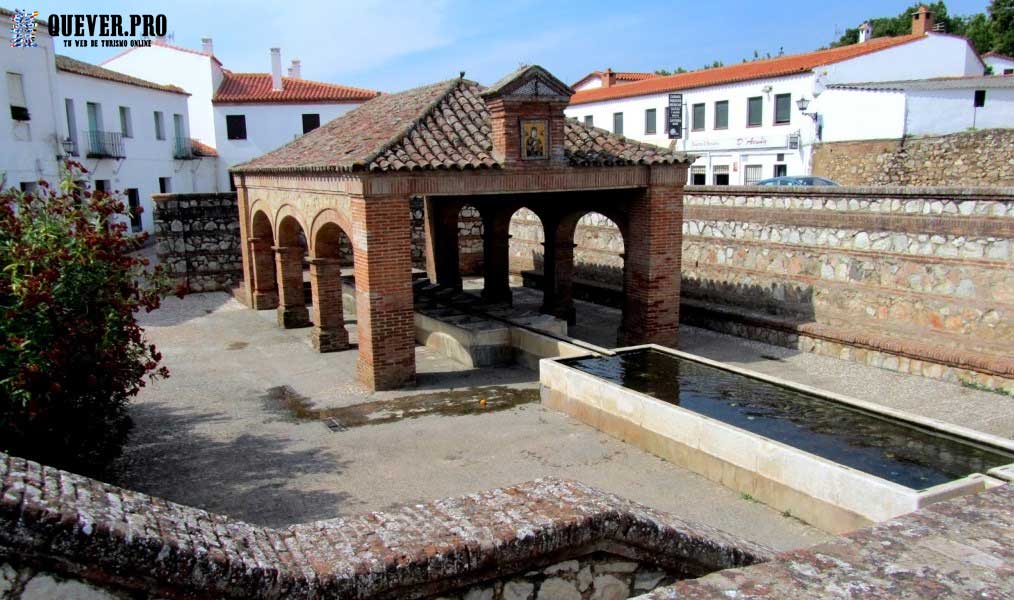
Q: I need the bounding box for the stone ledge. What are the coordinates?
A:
[686,186,1014,200]
[0,453,769,600]
[642,484,1014,599]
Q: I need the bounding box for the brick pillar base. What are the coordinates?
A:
[274,245,310,329]
[353,194,416,391]
[249,237,279,310]
[481,210,512,304]
[620,176,682,347]
[309,258,349,353]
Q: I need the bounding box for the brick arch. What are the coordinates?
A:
[309,208,353,257]
[312,221,353,261]
[248,198,273,232]
[274,204,309,247]
[251,208,274,243]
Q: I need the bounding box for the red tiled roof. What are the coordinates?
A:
[99,39,223,67]
[232,71,690,174]
[190,139,218,157]
[570,35,925,105]
[212,71,379,105]
[572,70,659,88]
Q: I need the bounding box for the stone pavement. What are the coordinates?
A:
[117,286,1012,556]
[119,292,827,551]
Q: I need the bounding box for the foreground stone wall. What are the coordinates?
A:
[153,193,243,293]
[0,452,766,600]
[509,186,1014,392]
[811,129,1014,187]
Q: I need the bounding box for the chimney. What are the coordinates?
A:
[858,22,872,43]
[912,5,934,36]
[201,37,213,55]
[270,48,283,91]
[287,59,301,79]
[600,68,616,88]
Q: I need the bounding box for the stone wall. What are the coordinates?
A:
[0,452,767,600]
[153,193,243,293]
[811,129,1014,187]
[508,186,1014,392]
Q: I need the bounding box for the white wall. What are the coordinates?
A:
[1,27,63,190]
[822,34,983,84]
[57,71,208,233]
[565,73,819,183]
[985,55,1014,75]
[213,102,358,190]
[906,87,1014,135]
[102,45,220,152]
[573,78,602,91]
[817,88,907,142]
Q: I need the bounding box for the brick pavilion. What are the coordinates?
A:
[231,66,692,390]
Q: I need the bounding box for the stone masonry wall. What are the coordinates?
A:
[153,193,243,293]
[508,186,1014,392]
[0,452,767,600]
[811,129,1014,187]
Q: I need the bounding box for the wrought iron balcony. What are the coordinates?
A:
[83,130,125,159]
[173,136,195,159]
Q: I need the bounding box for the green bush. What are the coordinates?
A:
[0,161,176,475]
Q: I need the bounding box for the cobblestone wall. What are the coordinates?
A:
[153,193,243,293]
[508,187,1014,392]
[812,129,1014,187]
[0,453,767,599]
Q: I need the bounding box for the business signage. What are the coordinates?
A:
[666,93,683,139]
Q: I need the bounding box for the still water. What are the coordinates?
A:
[562,349,1013,490]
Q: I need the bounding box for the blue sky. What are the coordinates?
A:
[37,0,990,92]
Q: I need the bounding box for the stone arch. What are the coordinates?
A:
[570,210,625,290]
[507,206,545,282]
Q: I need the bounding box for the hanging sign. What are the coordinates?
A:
[667,93,683,139]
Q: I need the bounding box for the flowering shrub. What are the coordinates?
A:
[0,162,175,475]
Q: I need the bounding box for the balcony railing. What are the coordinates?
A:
[173,136,195,159]
[83,130,125,159]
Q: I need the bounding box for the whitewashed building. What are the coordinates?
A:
[103,42,378,191]
[820,76,1014,141]
[984,52,1014,76]
[2,11,212,234]
[565,7,984,185]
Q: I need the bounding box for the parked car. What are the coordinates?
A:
[756,176,840,186]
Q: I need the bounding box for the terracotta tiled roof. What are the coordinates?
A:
[99,38,223,67]
[55,55,189,95]
[190,139,218,157]
[233,77,690,174]
[569,35,925,105]
[212,71,379,105]
[572,71,659,88]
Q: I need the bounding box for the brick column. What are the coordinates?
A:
[620,171,683,347]
[308,258,349,352]
[273,246,310,329]
[480,209,512,304]
[540,218,576,324]
[352,194,415,391]
[248,237,279,309]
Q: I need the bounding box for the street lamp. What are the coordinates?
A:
[60,136,76,156]
[796,97,810,113]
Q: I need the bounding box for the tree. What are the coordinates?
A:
[0,162,176,475]
[963,12,995,56]
[990,0,1014,56]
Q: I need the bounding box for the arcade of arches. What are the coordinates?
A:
[232,65,691,391]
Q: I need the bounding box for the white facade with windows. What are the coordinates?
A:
[565,33,984,185]
[2,18,212,234]
[212,100,359,191]
[983,52,1014,76]
[104,43,375,192]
